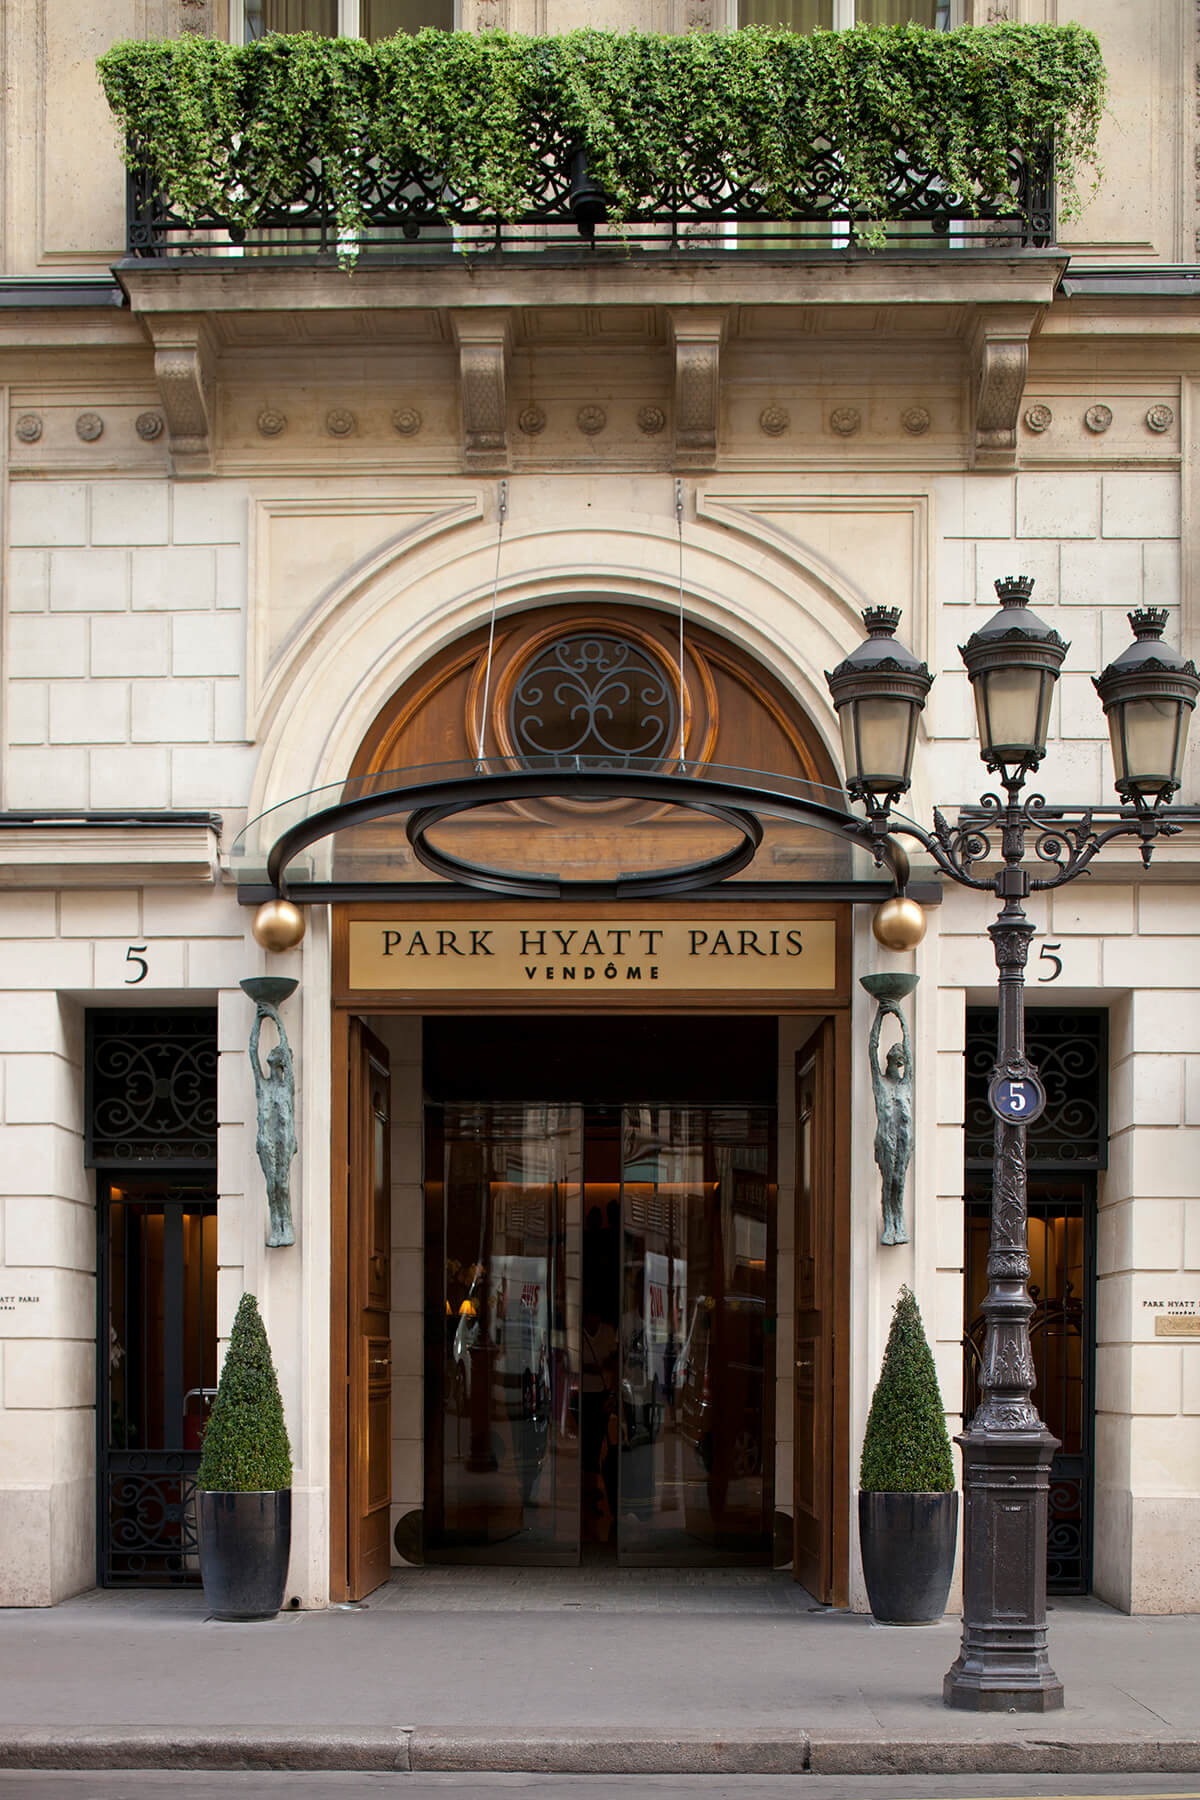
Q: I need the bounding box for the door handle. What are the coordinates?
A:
[796,1357,813,1371]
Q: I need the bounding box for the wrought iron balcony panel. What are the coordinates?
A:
[125,133,1054,260]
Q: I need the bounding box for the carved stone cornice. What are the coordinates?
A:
[968,305,1044,469]
[669,308,728,471]
[116,258,1067,326]
[143,315,217,475]
[450,309,513,472]
[0,822,220,889]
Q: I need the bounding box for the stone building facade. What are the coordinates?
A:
[1,0,1198,1616]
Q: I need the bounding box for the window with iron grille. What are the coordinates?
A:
[964,1008,1108,1173]
[86,1010,218,1171]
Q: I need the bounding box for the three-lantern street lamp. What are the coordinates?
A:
[826,580,1200,1712]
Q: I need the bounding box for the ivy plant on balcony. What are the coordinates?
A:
[98,23,1105,261]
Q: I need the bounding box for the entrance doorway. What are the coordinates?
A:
[89,1008,219,1589]
[422,1016,776,1566]
[333,1003,849,1601]
[963,1006,1104,1595]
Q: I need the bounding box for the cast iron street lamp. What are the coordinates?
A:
[826,580,1200,1712]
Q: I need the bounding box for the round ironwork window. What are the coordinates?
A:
[507,631,679,768]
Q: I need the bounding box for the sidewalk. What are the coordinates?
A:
[1,1569,1199,1775]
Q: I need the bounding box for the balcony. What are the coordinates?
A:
[103,25,1100,265]
[101,27,1101,477]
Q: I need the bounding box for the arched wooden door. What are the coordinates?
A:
[350,604,839,788]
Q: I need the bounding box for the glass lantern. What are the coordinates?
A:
[959,576,1069,776]
[824,607,933,815]
[1093,608,1200,805]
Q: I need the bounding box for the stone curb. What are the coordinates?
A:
[807,1737,1200,1776]
[0,1730,414,1773]
[0,1727,1198,1775]
[409,1728,813,1773]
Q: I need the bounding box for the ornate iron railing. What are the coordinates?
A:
[125,134,1054,259]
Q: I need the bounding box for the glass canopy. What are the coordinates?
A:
[233,756,924,900]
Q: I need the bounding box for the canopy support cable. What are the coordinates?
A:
[475,479,508,767]
[675,478,686,770]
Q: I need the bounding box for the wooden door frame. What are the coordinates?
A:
[789,1009,852,1608]
[329,914,854,1605]
[330,1005,351,1603]
[826,1006,853,1607]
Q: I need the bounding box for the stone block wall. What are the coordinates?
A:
[1097,893,1200,1612]
[921,470,1186,819]
[5,479,251,813]
[0,880,274,1605]
[0,951,89,1608]
[935,876,1200,1615]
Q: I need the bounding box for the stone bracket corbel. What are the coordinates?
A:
[145,316,217,476]
[669,307,728,472]
[968,305,1044,470]
[451,310,513,472]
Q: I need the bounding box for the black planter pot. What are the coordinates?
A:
[858,1489,958,1625]
[197,1489,292,1621]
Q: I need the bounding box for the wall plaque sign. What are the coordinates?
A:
[1155,1316,1200,1338]
[348,918,837,992]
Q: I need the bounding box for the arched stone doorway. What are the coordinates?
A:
[329,603,853,1607]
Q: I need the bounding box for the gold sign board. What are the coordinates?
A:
[1154,1315,1200,1338]
[348,918,837,993]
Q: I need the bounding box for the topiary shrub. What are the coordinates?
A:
[197,1291,292,1493]
[859,1285,954,1494]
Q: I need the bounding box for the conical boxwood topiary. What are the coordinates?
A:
[859,1285,954,1494]
[197,1292,292,1492]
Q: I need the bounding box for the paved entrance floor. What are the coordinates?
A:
[1,1570,1198,1774]
[368,1565,825,1611]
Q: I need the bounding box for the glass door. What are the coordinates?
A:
[424,1098,776,1566]
[99,1177,218,1585]
[617,1106,776,1566]
[425,1104,582,1563]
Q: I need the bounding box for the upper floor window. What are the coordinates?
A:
[737,2,953,25]
[240,0,453,41]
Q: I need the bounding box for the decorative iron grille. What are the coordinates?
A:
[964,1007,1107,1171]
[125,136,1054,259]
[87,1010,218,1170]
[508,633,678,769]
[103,1456,200,1586]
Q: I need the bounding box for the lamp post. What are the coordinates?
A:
[826,581,1200,1712]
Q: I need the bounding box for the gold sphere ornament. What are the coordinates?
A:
[872,896,926,952]
[252,899,306,953]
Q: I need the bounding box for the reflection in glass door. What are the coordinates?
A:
[424,1101,775,1566]
[619,1108,775,1565]
[425,1105,582,1563]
